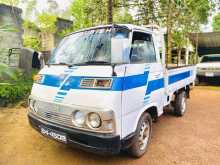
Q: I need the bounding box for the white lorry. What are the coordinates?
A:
[28,24,196,157]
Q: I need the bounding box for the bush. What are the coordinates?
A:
[23,35,41,51]
[0,64,36,107]
[0,81,32,107]
[0,63,22,82]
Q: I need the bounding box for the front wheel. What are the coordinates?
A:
[174,91,187,117]
[128,112,152,158]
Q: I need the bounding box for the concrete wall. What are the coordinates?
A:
[41,17,73,51]
[0,4,23,66]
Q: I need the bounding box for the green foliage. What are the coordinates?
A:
[70,0,94,30]
[23,35,41,51]
[0,80,33,107]
[212,13,220,32]
[22,20,39,31]
[0,63,21,82]
[37,13,57,33]
[113,9,134,24]
[57,28,74,38]
[0,65,35,107]
[0,0,20,6]
[0,82,32,106]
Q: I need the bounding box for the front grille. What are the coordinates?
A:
[200,67,220,71]
[33,100,74,128]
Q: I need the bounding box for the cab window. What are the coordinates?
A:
[130,32,156,63]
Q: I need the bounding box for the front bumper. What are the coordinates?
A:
[197,71,220,77]
[28,113,121,154]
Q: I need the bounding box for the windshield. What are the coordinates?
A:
[49,27,130,65]
[201,55,220,63]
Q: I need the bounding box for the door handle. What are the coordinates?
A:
[153,74,161,79]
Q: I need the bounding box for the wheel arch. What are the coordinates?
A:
[174,85,191,98]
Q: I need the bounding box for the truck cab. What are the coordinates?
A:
[28,24,195,157]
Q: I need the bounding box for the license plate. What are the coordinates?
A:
[205,72,214,77]
[40,126,67,143]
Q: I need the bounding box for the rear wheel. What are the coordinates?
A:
[195,76,200,85]
[174,91,187,117]
[128,112,152,158]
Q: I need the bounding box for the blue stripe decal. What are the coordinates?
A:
[121,71,149,91]
[57,91,67,96]
[55,96,64,99]
[40,71,167,95]
[169,71,191,85]
[41,74,67,87]
[60,71,149,91]
[145,78,164,95]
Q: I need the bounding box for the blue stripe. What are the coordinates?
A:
[40,74,67,87]
[169,71,191,85]
[121,71,149,91]
[60,71,149,91]
[57,91,67,96]
[54,98,63,102]
[55,96,64,99]
[39,72,167,94]
[145,78,164,95]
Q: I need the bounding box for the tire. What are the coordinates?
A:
[174,91,187,117]
[128,112,152,158]
[195,76,200,85]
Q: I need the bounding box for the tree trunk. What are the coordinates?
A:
[177,48,182,66]
[166,0,172,65]
[108,0,113,24]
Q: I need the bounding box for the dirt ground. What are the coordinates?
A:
[0,87,220,165]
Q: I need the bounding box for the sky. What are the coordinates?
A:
[36,0,71,11]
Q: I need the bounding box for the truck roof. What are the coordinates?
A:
[66,24,161,37]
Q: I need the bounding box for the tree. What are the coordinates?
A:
[37,13,57,33]
[113,8,133,24]
[69,0,213,65]
[108,0,113,24]
[23,35,41,51]
[212,13,220,31]
[157,0,213,64]
[0,0,20,6]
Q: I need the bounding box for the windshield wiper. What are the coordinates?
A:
[48,62,72,67]
[70,61,111,67]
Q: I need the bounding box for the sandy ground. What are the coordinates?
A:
[0,87,220,165]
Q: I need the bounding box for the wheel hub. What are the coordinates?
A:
[138,120,150,151]
[181,97,186,113]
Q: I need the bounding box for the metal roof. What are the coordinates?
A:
[189,32,220,48]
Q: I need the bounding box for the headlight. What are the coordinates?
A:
[80,78,112,89]
[72,110,115,133]
[33,74,44,84]
[72,110,86,127]
[86,112,102,129]
[29,99,37,112]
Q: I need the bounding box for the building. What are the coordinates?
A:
[41,17,73,52]
[0,3,23,66]
[189,32,220,56]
